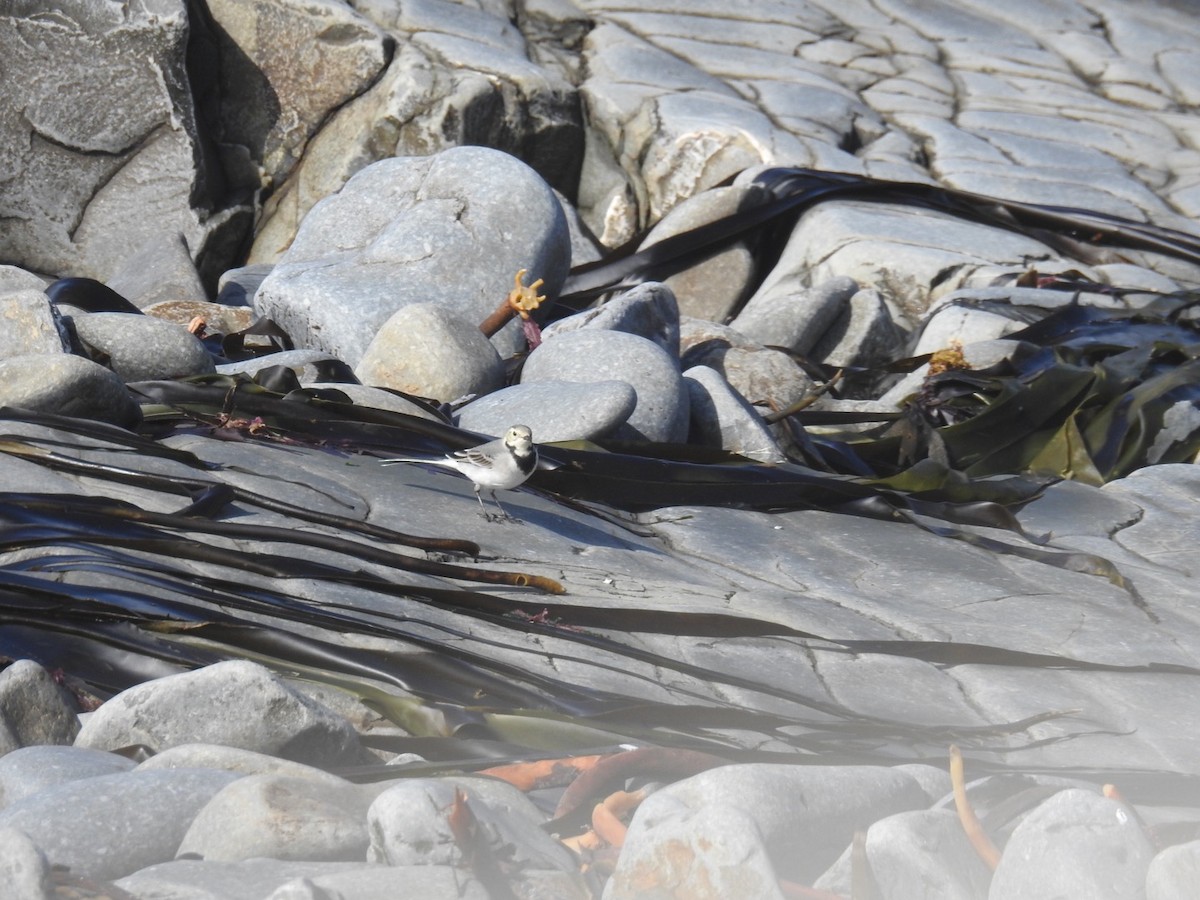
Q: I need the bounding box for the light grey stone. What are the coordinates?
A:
[521,329,688,442]
[683,340,816,414]
[296,383,444,420]
[253,148,571,366]
[866,809,992,900]
[910,303,1029,357]
[1147,840,1200,900]
[0,353,140,426]
[136,743,351,785]
[74,660,367,768]
[455,380,637,442]
[0,826,50,900]
[813,288,904,369]
[0,267,49,294]
[116,858,371,900]
[0,659,79,750]
[217,264,274,307]
[878,339,1024,409]
[0,745,135,810]
[893,764,954,805]
[989,789,1155,900]
[0,290,68,358]
[731,276,859,354]
[265,866,490,900]
[0,768,239,882]
[70,312,216,381]
[178,774,371,863]
[684,366,786,463]
[215,349,357,384]
[105,233,209,309]
[355,302,505,403]
[542,281,681,357]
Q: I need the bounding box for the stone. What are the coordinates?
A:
[910,302,1029,357]
[116,858,372,900]
[355,303,505,403]
[265,866,490,900]
[0,660,80,751]
[70,312,216,381]
[683,340,816,414]
[731,276,860,354]
[296,383,445,421]
[521,329,688,442]
[0,768,239,882]
[0,354,141,427]
[684,366,786,463]
[1146,840,1200,900]
[177,774,372,863]
[0,746,134,810]
[215,349,358,384]
[865,809,992,900]
[542,281,680,357]
[105,233,209,309]
[988,789,1155,900]
[0,267,49,294]
[0,826,50,900]
[253,148,572,365]
[217,264,275,307]
[135,743,353,785]
[0,290,68,359]
[143,299,256,336]
[878,339,1024,409]
[813,288,905,369]
[74,660,368,768]
[455,380,637,442]
[0,1,251,285]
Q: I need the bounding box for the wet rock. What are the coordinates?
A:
[355,302,505,403]
[70,312,216,381]
[521,329,688,442]
[0,659,80,750]
[988,789,1155,900]
[254,147,571,365]
[0,746,134,810]
[684,365,786,463]
[543,281,681,358]
[74,660,368,768]
[455,380,637,442]
[0,768,239,882]
[0,354,141,427]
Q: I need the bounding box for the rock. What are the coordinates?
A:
[296,383,445,421]
[0,266,49,294]
[265,866,489,900]
[910,300,1030,357]
[988,789,1155,900]
[143,299,256,336]
[614,764,929,887]
[0,826,50,900]
[177,774,371,863]
[0,290,68,358]
[521,329,688,442]
[217,264,275,307]
[105,233,209,309]
[215,350,358,384]
[877,339,1024,409]
[116,858,372,900]
[0,746,134,810]
[70,312,216,381]
[455,380,637,442]
[0,660,80,750]
[813,287,905,369]
[0,1,251,285]
[684,366,786,463]
[731,276,860,354]
[637,184,767,322]
[74,660,368,768]
[355,303,505,403]
[253,148,572,365]
[682,327,816,414]
[0,768,239,882]
[1146,840,1200,900]
[543,281,681,358]
[0,354,141,427]
[135,743,353,784]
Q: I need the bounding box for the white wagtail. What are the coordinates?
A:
[380,425,538,521]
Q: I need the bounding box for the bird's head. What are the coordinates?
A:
[505,424,534,455]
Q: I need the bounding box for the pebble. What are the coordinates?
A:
[455,379,637,442]
[0,289,68,357]
[69,311,216,381]
[730,275,860,354]
[0,353,141,426]
[0,745,132,809]
[683,365,786,462]
[543,280,681,358]
[0,659,80,750]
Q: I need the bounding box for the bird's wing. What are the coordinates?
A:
[451,445,498,469]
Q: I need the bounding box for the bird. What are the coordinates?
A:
[380,425,538,521]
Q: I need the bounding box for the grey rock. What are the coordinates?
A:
[0,826,50,900]
[0,1,251,285]
[296,383,444,421]
[215,350,358,384]
[253,148,571,366]
[684,366,786,463]
[0,354,141,427]
[116,858,371,900]
[105,233,208,309]
[70,312,216,381]
[814,288,905,369]
[0,768,238,882]
[0,266,49,294]
[683,338,816,414]
[911,301,1030,357]
[355,302,505,403]
[0,659,79,750]
[0,290,68,358]
[988,789,1155,900]
[619,764,928,886]
[731,276,860,354]
[893,764,954,805]
[455,380,637,442]
[136,743,352,785]
[0,746,134,810]
[267,866,489,900]
[1146,840,1200,900]
[543,281,681,358]
[74,660,367,768]
[217,264,275,307]
[866,809,992,900]
[637,185,765,322]
[143,300,256,337]
[178,774,371,863]
[607,801,786,900]
[878,339,1024,409]
[521,329,688,442]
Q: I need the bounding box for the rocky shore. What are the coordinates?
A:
[2,0,1200,898]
